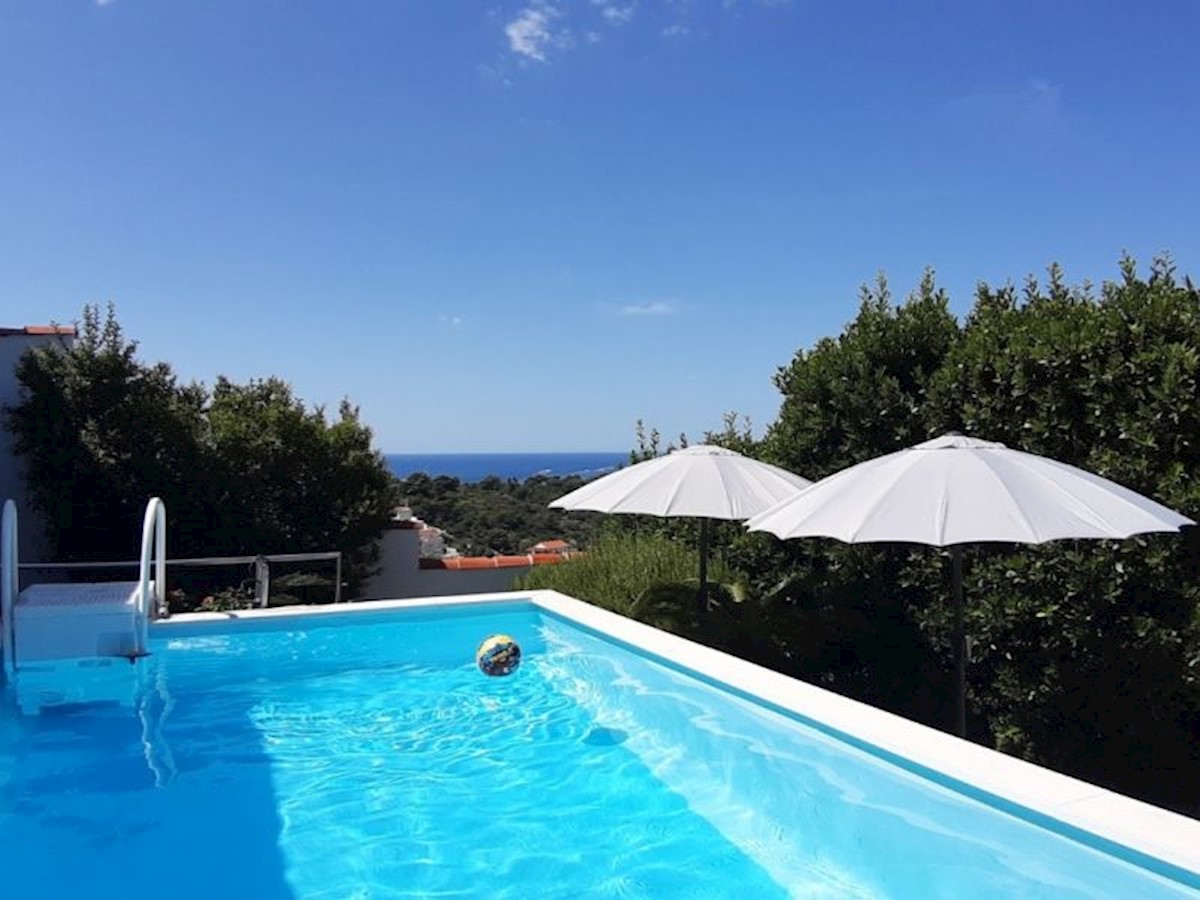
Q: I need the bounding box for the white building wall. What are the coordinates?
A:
[410,566,533,597]
[0,329,74,562]
[357,526,534,600]
[357,527,422,600]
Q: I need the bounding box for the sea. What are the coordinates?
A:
[386,452,628,483]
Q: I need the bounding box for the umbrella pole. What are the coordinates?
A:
[952,545,966,738]
[697,518,711,612]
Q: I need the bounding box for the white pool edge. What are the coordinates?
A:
[155,590,1200,882]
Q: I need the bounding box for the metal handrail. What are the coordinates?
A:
[18,550,344,607]
[136,498,167,653]
[18,550,342,570]
[1,499,17,678]
[0,499,345,666]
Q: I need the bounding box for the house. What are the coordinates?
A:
[418,526,448,559]
[525,538,575,556]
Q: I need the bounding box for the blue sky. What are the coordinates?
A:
[2,1,1197,452]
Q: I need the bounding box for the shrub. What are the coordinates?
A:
[516,532,719,617]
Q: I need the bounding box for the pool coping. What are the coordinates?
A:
[156,589,1200,883]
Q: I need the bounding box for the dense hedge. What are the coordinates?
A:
[746,256,1199,815]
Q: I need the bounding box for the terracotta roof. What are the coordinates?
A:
[530,539,572,551]
[420,551,581,570]
[0,325,76,337]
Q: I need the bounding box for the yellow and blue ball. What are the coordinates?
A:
[476,634,521,677]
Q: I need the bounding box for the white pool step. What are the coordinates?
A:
[15,581,154,663]
[2,496,166,681]
[11,655,145,715]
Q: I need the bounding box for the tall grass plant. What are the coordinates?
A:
[515,532,731,618]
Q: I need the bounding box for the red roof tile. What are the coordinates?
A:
[0,325,76,337]
[420,552,581,570]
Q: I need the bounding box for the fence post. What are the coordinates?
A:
[255,556,271,608]
[335,553,343,604]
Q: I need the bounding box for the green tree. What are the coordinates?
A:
[4,305,399,590]
[5,304,212,560]
[765,269,960,477]
[205,377,399,581]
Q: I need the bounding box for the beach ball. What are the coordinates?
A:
[476,634,521,677]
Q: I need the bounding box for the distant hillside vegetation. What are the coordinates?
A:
[397,472,608,555]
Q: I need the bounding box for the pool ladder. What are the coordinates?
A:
[1,497,164,688]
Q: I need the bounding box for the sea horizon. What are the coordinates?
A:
[386,451,628,483]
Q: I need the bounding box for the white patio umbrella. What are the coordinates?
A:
[550,445,812,604]
[746,433,1194,736]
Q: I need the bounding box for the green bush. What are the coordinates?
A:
[514,531,792,663]
[516,532,720,616]
[194,586,257,613]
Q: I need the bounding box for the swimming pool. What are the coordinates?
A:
[1,592,1197,898]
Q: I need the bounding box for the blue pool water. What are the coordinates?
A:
[1,602,1197,899]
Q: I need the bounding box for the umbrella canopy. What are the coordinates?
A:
[551,444,812,519]
[746,433,1194,736]
[550,445,812,603]
[747,434,1192,545]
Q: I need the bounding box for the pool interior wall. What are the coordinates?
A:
[533,603,1200,892]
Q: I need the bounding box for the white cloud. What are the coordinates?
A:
[620,301,679,317]
[96,0,117,6]
[499,0,790,65]
[438,314,464,327]
[505,3,569,62]
[592,0,636,25]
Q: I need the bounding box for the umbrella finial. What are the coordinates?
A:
[916,434,1007,451]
